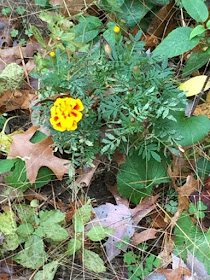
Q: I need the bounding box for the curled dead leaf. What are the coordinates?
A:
[131,228,158,246]
[157,266,191,280]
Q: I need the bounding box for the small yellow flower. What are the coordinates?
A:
[50,97,84,132]
[113,26,120,33]
[49,51,56,57]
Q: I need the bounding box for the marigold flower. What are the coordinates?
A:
[113,26,120,33]
[50,97,84,132]
[49,51,56,57]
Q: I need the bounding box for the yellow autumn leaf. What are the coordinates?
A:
[179,75,210,97]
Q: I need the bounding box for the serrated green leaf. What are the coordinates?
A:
[87,225,115,241]
[152,27,200,60]
[73,200,92,231]
[67,239,82,256]
[117,152,169,204]
[0,211,17,235]
[14,204,36,224]
[190,25,206,39]
[17,223,34,238]
[182,0,208,22]
[40,209,65,224]
[83,249,106,273]
[182,51,210,77]
[34,261,59,280]
[14,235,48,269]
[3,233,20,251]
[41,222,68,241]
[174,211,210,274]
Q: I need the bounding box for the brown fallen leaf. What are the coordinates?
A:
[50,0,95,16]
[0,88,36,113]
[7,126,71,184]
[147,0,176,39]
[157,266,191,280]
[74,158,100,187]
[0,42,43,72]
[131,228,158,246]
[194,102,210,118]
[150,211,168,228]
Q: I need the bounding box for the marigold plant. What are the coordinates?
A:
[50,97,84,132]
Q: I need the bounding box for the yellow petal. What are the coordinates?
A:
[179,75,210,97]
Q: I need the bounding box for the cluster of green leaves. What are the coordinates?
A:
[124,250,161,280]
[0,204,68,278]
[152,0,210,76]
[32,18,191,167]
[67,200,114,273]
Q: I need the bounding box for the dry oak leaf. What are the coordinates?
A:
[157,267,191,280]
[7,126,71,184]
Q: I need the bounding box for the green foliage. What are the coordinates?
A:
[83,249,106,273]
[87,225,115,241]
[174,211,210,274]
[196,157,210,180]
[190,25,206,39]
[4,158,54,190]
[34,261,59,280]
[67,239,82,256]
[189,201,207,219]
[32,24,188,169]
[1,7,12,15]
[10,29,19,37]
[117,151,170,204]
[152,27,200,60]
[182,50,210,77]
[157,112,210,146]
[16,6,25,15]
[124,251,161,279]
[182,0,208,22]
[165,200,178,214]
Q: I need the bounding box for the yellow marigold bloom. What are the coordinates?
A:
[50,51,56,57]
[113,26,120,33]
[50,97,84,132]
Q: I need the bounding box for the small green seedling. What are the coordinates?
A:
[189,201,207,219]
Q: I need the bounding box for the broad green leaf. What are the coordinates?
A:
[67,239,82,256]
[17,223,34,238]
[3,233,19,251]
[119,0,154,28]
[159,112,210,146]
[196,157,210,180]
[83,249,106,273]
[174,211,210,274]
[182,51,210,77]
[0,159,17,173]
[106,0,124,9]
[34,261,59,280]
[152,27,200,60]
[182,0,208,22]
[72,16,102,43]
[40,209,65,224]
[30,130,48,143]
[179,75,210,97]
[87,226,115,241]
[0,211,16,234]
[73,200,92,230]
[190,25,206,39]
[41,222,68,241]
[14,204,36,224]
[14,235,48,269]
[207,20,210,29]
[117,152,169,204]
